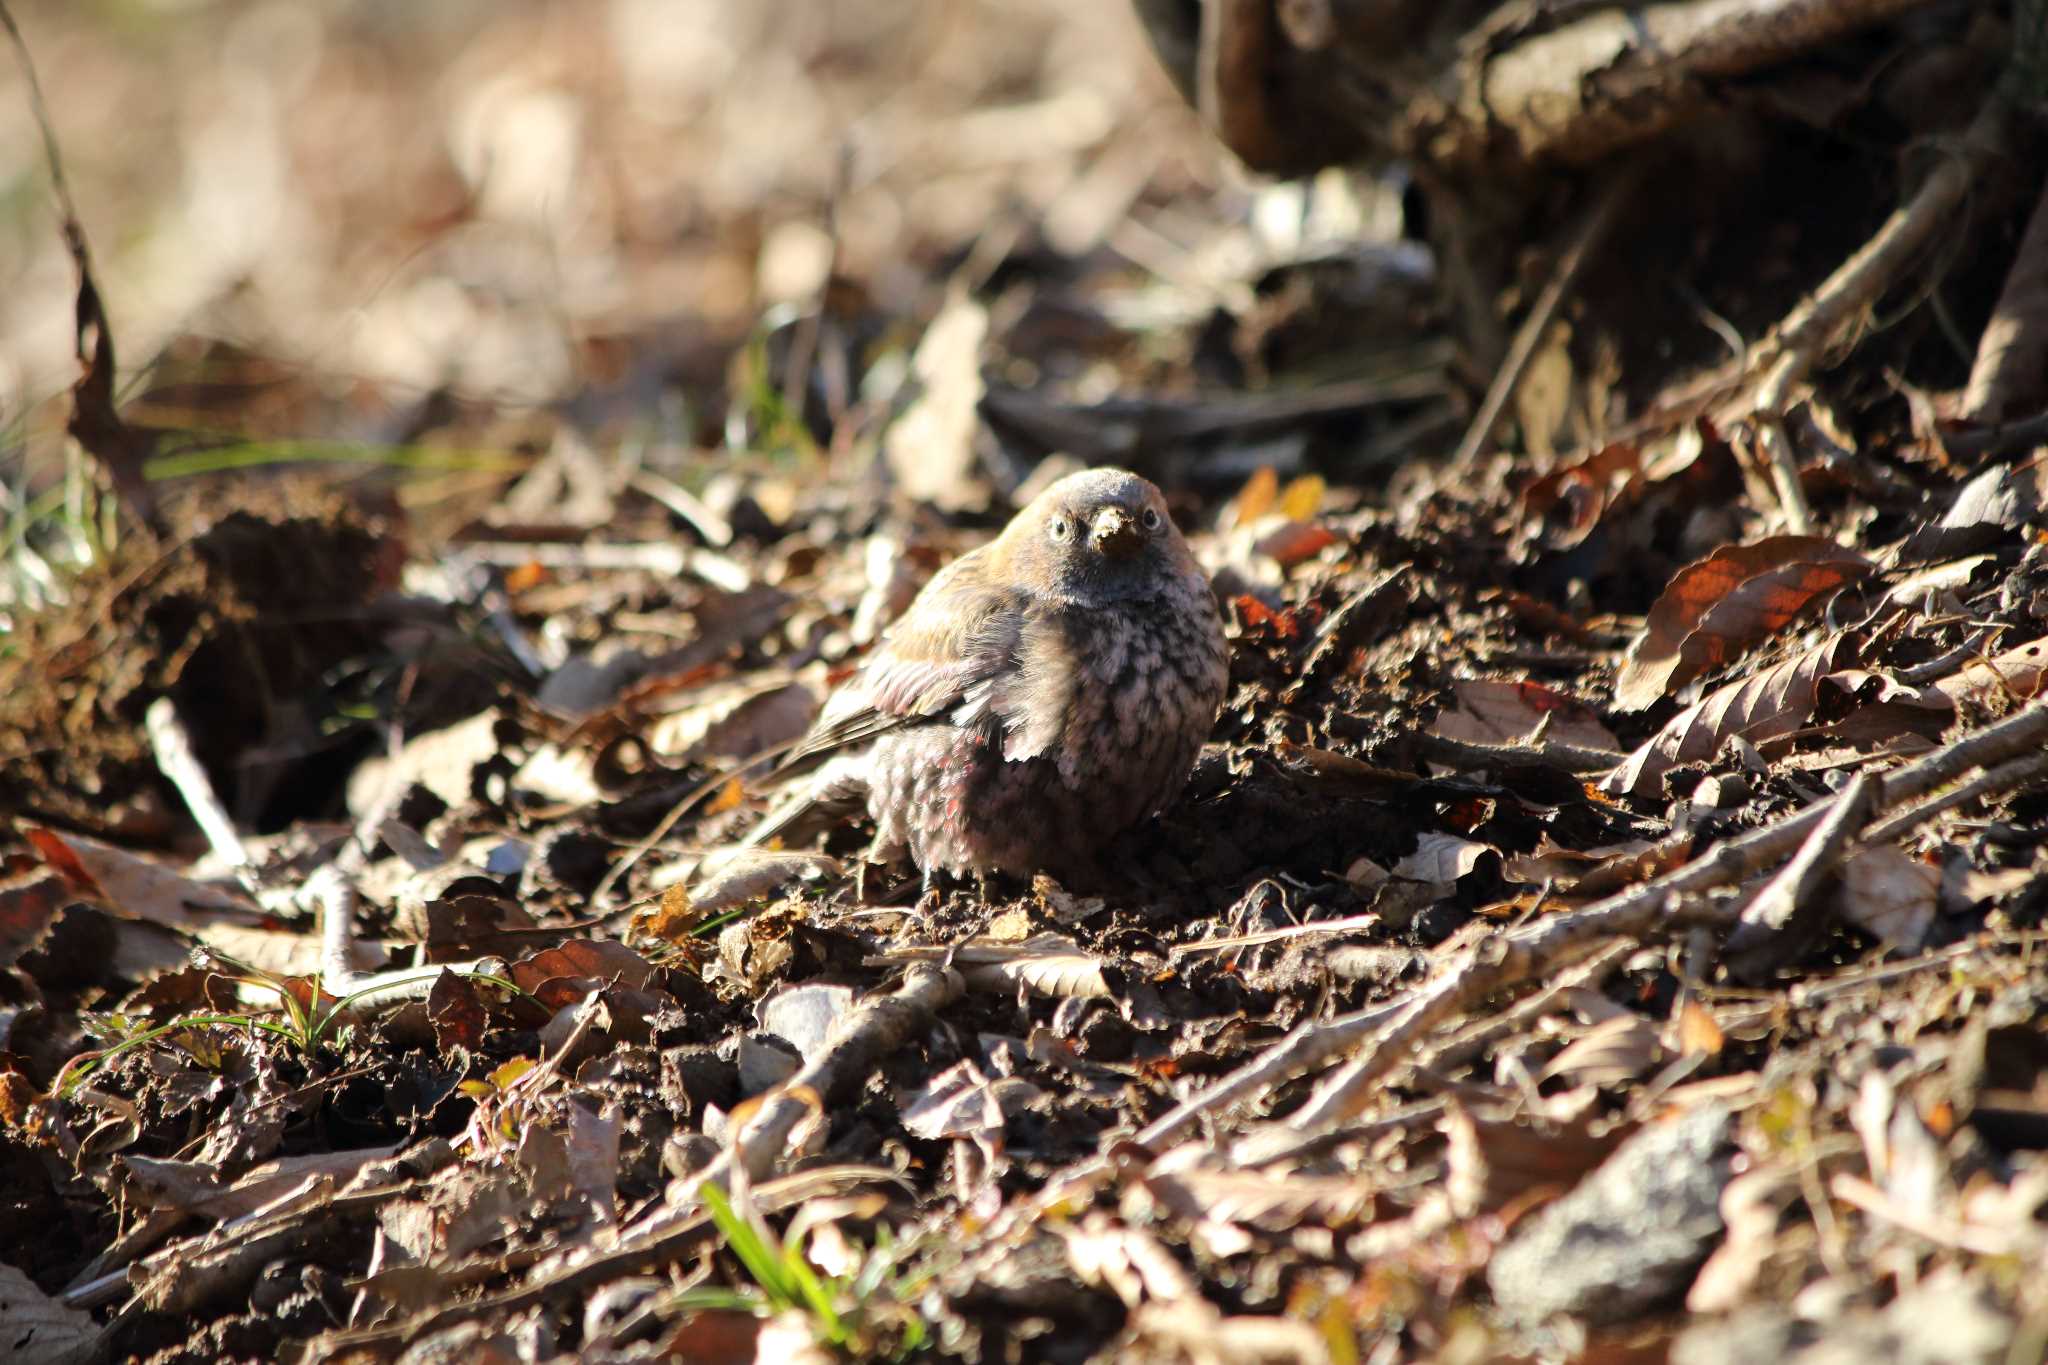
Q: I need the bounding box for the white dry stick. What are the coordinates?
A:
[145,697,250,869]
[301,767,504,1013]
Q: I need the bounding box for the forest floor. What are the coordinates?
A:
[2,3,2046,1363]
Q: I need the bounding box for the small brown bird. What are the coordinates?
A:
[744,466,1228,887]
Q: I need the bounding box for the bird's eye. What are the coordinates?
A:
[1048,515,1071,542]
[1141,507,1162,531]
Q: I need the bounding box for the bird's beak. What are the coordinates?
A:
[1090,507,1142,561]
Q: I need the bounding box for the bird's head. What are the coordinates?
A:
[995,466,1196,607]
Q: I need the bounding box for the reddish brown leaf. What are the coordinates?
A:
[509,939,658,995]
[1233,595,1301,639]
[21,826,101,896]
[428,970,490,1052]
[1616,538,1871,711]
[1254,520,1339,567]
[1518,440,1643,541]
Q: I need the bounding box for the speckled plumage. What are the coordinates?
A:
[747,467,1228,882]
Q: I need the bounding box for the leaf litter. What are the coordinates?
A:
[2,3,2048,1364]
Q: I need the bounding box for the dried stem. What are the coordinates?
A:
[1136,699,2048,1143]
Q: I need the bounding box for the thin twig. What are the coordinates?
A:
[1788,930,2048,1007]
[1859,749,2048,846]
[1450,167,1639,472]
[1135,699,2048,1144]
[1733,771,1878,939]
[1420,936,1638,1072]
[1743,95,2014,529]
[1411,729,1628,775]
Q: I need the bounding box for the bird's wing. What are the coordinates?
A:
[777,550,1029,771]
[972,613,1073,764]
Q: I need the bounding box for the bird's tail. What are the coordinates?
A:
[736,753,869,854]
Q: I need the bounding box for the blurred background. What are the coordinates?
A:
[0,0,1254,487]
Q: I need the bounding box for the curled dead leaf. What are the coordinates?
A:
[1603,637,1851,797]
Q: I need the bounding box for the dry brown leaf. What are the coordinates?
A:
[22,825,260,931]
[758,983,856,1060]
[1229,465,1280,527]
[1616,537,1871,712]
[885,293,991,513]
[955,933,1110,999]
[1517,439,1643,547]
[1687,1162,1798,1312]
[563,1100,622,1223]
[688,849,835,916]
[1929,636,2048,709]
[124,1144,405,1222]
[1443,1103,1632,1213]
[1140,1164,1378,1232]
[1676,1001,1725,1058]
[632,884,699,946]
[1833,845,1939,950]
[1502,835,1662,892]
[1602,637,1850,797]
[1883,554,1999,610]
[644,677,821,765]
[347,710,506,815]
[1903,454,2048,557]
[510,939,659,995]
[1277,472,1325,521]
[900,1060,1008,1145]
[1432,678,1621,753]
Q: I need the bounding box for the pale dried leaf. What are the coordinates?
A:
[1687,1163,1798,1312]
[689,849,836,915]
[1676,1001,1725,1057]
[1431,678,1620,753]
[22,826,260,931]
[644,676,821,764]
[347,709,505,814]
[1229,466,1280,528]
[1834,845,1938,949]
[757,983,857,1060]
[564,1100,622,1224]
[1502,835,1661,890]
[885,294,991,512]
[122,1144,402,1221]
[1541,1014,1665,1088]
[955,933,1110,998]
[900,1060,1006,1144]
[1929,636,2048,709]
[1142,1166,1375,1232]
[1393,832,1495,884]
[0,1261,98,1365]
